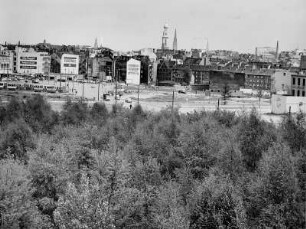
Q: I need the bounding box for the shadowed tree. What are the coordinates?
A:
[0,119,35,162]
[24,94,59,133]
[238,109,276,172]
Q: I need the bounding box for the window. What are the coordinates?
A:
[292,90,295,96]
[293,78,296,85]
[298,78,301,86]
[297,90,300,96]
[303,79,306,87]
[302,91,305,97]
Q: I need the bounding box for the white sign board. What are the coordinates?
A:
[126,58,140,85]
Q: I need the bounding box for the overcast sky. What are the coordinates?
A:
[1,0,305,53]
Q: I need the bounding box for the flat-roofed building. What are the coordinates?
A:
[16,48,50,75]
[61,54,79,75]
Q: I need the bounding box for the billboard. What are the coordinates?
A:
[126,58,140,85]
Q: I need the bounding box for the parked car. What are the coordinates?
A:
[45,85,57,93]
[0,82,6,89]
[33,85,44,92]
[7,83,17,91]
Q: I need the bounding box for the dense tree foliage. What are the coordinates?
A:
[0,95,305,228]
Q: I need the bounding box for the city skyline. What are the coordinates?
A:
[1,0,306,52]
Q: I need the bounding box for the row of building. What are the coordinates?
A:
[0,45,79,76]
[1,32,306,97]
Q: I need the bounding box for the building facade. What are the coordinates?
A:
[157,60,175,85]
[61,54,79,75]
[0,49,13,75]
[271,69,292,94]
[245,72,272,91]
[126,58,141,85]
[16,49,51,75]
[291,74,306,96]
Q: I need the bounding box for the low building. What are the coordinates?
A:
[271,94,306,114]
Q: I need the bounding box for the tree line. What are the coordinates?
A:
[0,94,305,228]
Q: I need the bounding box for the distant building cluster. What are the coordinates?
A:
[1,24,306,96]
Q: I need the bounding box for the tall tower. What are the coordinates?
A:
[275,40,279,61]
[94,38,98,49]
[173,29,177,51]
[161,24,169,50]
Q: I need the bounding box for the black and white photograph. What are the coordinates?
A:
[0,0,306,228]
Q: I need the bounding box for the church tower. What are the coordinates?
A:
[161,24,169,50]
[173,29,177,51]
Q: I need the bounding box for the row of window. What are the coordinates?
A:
[0,63,9,69]
[248,84,269,88]
[292,77,306,87]
[292,90,306,97]
[248,79,269,83]
[247,75,267,79]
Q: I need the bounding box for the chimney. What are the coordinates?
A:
[275,40,279,61]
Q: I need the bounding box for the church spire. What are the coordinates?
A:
[173,29,177,51]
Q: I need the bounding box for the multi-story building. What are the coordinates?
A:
[61,54,79,75]
[300,55,306,71]
[0,47,13,75]
[271,69,293,94]
[190,65,210,85]
[291,74,306,97]
[16,48,51,75]
[157,60,176,85]
[244,71,272,91]
[114,55,154,84]
[210,70,245,92]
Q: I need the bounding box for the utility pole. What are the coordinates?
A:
[138,84,140,104]
[114,59,117,106]
[82,81,84,101]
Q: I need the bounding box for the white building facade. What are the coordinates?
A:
[16,48,51,75]
[126,58,140,85]
[60,54,79,75]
